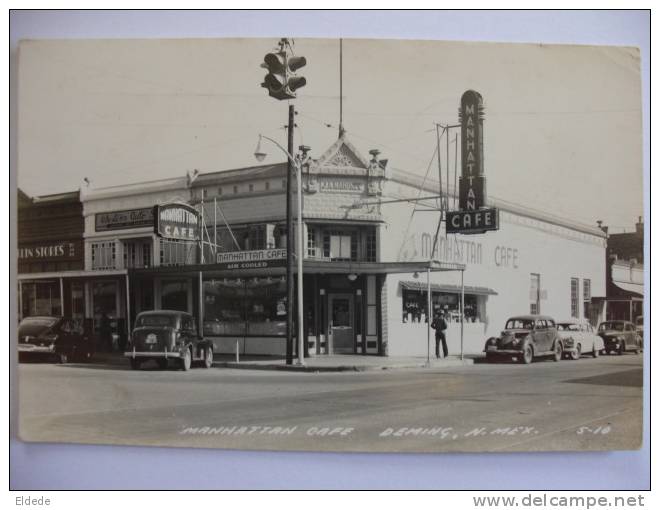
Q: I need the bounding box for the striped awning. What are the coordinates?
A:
[400,280,498,296]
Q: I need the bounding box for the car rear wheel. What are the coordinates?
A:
[58,353,68,364]
[203,348,214,368]
[130,359,141,370]
[553,342,563,362]
[521,344,533,364]
[180,348,192,371]
[570,344,581,360]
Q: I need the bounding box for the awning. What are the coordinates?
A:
[612,281,643,297]
[130,260,466,278]
[400,280,498,296]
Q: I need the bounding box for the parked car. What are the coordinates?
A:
[126,310,214,371]
[635,316,644,348]
[484,315,563,364]
[597,320,642,355]
[18,316,94,363]
[556,319,604,360]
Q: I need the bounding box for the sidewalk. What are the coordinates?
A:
[90,352,476,371]
[215,354,476,372]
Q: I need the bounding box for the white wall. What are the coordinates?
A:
[381,180,607,357]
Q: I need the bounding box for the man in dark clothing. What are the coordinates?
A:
[431,311,448,358]
[99,312,112,353]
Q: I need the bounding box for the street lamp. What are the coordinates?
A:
[254,134,306,366]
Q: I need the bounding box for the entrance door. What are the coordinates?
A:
[328,294,354,354]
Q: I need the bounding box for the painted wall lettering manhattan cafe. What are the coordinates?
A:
[17,91,608,357]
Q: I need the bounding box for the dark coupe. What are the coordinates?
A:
[126,310,214,371]
[18,316,94,363]
[598,320,642,355]
[484,315,563,364]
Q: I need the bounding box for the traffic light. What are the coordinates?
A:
[261,51,307,100]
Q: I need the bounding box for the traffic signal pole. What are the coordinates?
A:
[286,104,295,365]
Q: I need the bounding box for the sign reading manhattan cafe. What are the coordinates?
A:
[154,203,200,241]
[216,249,287,270]
[448,89,499,235]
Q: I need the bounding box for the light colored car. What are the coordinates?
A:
[556,319,604,360]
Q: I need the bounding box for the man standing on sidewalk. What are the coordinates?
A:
[431,310,448,359]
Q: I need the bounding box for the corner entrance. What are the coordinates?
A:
[328,293,354,354]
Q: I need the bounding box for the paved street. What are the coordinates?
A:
[17,354,643,453]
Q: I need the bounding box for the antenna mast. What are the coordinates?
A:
[339,38,344,138]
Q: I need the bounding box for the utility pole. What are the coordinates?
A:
[285,104,295,364]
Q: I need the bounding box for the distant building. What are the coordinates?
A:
[595,217,644,322]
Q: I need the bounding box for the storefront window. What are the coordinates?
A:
[20,281,62,318]
[161,280,189,312]
[402,290,482,324]
[203,277,287,337]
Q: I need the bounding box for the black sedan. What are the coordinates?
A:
[18,316,94,363]
[598,320,642,355]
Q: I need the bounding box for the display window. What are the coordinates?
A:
[203,277,287,337]
[161,279,189,312]
[402,289,482,324]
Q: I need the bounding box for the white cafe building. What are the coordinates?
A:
[79,134,607,357]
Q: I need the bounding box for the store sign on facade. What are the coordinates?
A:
[216,248,287,270]
[95,207,154,231]
[18,240,82,261]
[451,89,499,235]
[154,203,200,241]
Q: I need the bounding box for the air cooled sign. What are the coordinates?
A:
[154,203,200,241]
[447,89,499,235]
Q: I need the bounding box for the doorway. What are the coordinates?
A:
[328,293,354,354]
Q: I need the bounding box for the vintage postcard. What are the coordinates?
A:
[15,37,643,453]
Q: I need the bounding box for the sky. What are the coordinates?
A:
[16,32,643,232]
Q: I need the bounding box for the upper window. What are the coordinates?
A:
[218,187,223,195]
[265,181,270,191]
[233,185,238,194]
[249,184,254,192]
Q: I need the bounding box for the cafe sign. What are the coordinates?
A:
[154,203,200,241]
[216,248,287,271]
[451,89,499,235]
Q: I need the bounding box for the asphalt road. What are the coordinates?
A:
[17,354,643,453]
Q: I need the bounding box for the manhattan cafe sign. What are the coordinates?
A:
[446,89,500,235]
[154,203,201,241]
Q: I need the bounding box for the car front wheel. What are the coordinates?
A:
[203,348,214,368]
[570,344,581,360]
[521,344,533,364]
[618,342,626,355]
[553,342,563,362]
[592,345,600,358]
[180,348,192,371]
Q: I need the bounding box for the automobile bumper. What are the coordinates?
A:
[124,348,182,359]
[18,344,55,354]
[485,346,522,355]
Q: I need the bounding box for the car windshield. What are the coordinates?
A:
[557,323,580,331]
[599,322,624,332]
[506,319,534,330]
[18,317,59,336]
[136,315,176,327]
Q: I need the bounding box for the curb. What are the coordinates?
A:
[215,358,474,372]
